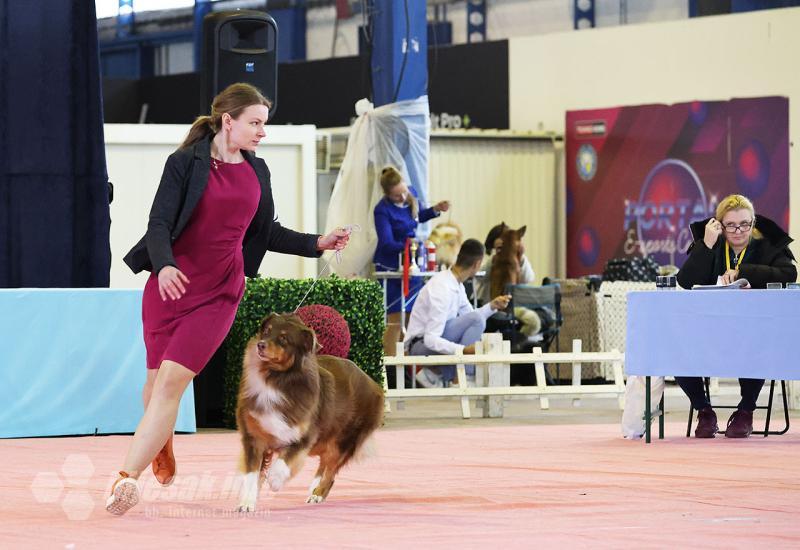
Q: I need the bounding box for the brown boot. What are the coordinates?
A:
[725,409,754,438]
[152,435,176,486]
[695,407,718,438]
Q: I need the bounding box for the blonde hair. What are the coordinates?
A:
[715,194,761,239]
[380,165,418,219]
[180,83,272,149]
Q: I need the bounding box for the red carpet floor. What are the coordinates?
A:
[2,423,800,549]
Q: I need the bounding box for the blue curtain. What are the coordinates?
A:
[0,1,111,287]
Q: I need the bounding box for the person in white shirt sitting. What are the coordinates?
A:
[404,238,512,388]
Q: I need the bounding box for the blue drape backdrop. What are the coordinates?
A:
[0,0,111,287]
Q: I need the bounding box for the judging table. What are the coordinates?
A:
[0,289,196,438]
[625,289,800,442]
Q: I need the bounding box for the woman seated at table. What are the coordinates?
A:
[373,165,449,353]
[677,194,796,438]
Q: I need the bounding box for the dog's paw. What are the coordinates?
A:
[237,471,259,512]
[236,500,256,513]
[266,458,290,492]
[306,493,326,504]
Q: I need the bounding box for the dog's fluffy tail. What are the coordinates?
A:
[353,434,379,462]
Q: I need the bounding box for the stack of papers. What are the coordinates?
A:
[692,278,750,290]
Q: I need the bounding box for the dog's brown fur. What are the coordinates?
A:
[489,225,527,299]
[235,313,384,510]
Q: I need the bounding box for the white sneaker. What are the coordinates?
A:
[415,368,443,388]
[466,375,477,388]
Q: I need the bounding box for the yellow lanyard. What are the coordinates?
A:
[725,241,747,271]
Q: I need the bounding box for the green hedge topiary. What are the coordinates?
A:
[222,276,385,428]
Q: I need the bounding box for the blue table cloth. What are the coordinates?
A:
[0,289,196,438]
[626,290,800,379]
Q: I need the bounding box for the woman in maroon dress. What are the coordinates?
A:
[107,83,349,515]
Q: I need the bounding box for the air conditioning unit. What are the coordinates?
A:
[316,130,350,172]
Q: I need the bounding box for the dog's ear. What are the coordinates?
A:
[260,313,279,334]
[517,225,527,238]
[301,327,319,355]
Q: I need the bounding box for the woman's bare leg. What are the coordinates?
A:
[122,360,194,479]
[142,368,158,409]
[144,367,176,484]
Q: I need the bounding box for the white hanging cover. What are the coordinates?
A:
[323,96,431,277]
[621,375,666,439]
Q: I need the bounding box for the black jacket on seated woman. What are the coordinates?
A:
[678,216,795,290]
[676,195,796,439]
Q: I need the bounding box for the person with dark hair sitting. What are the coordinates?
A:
[404,238,511,388]
[476,222,535,305]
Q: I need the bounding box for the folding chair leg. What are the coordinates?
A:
[755,380,790,436]
[764,379,776,437]
[780,381,790,435]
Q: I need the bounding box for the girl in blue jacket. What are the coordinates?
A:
[374,166,449,351]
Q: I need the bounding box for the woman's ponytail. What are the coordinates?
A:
[180,116,215,149]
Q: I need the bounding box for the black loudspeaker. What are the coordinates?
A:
[202,10,278,117]
[694,0,731,16]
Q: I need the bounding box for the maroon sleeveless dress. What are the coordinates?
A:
[141,160,261,373]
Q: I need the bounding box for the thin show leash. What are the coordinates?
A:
[293,224,361,313]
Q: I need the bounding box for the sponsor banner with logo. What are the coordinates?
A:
[565,97,789,277]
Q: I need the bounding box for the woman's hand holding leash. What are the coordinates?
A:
[296,224,360,313]
[317,226,353,252]
[158,265,190,301]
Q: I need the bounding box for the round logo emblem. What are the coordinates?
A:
[637,159,708,266]
[576,144,597,181]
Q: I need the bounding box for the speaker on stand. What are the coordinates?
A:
[194,10,278,427]
[201,10,278,117]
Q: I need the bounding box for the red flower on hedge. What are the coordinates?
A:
[295,304,351,358]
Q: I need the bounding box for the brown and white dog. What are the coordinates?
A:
[236,313,384,510]
[489,225,527,299]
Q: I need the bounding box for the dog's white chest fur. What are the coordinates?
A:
[244,371,300,445]
[250,409,300,445]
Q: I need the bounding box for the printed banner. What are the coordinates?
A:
[565,97,789,277]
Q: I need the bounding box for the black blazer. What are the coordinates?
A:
[677,214,797,289]
[123,135,321,277]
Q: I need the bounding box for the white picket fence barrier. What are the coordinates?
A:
[382,334,626,419]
